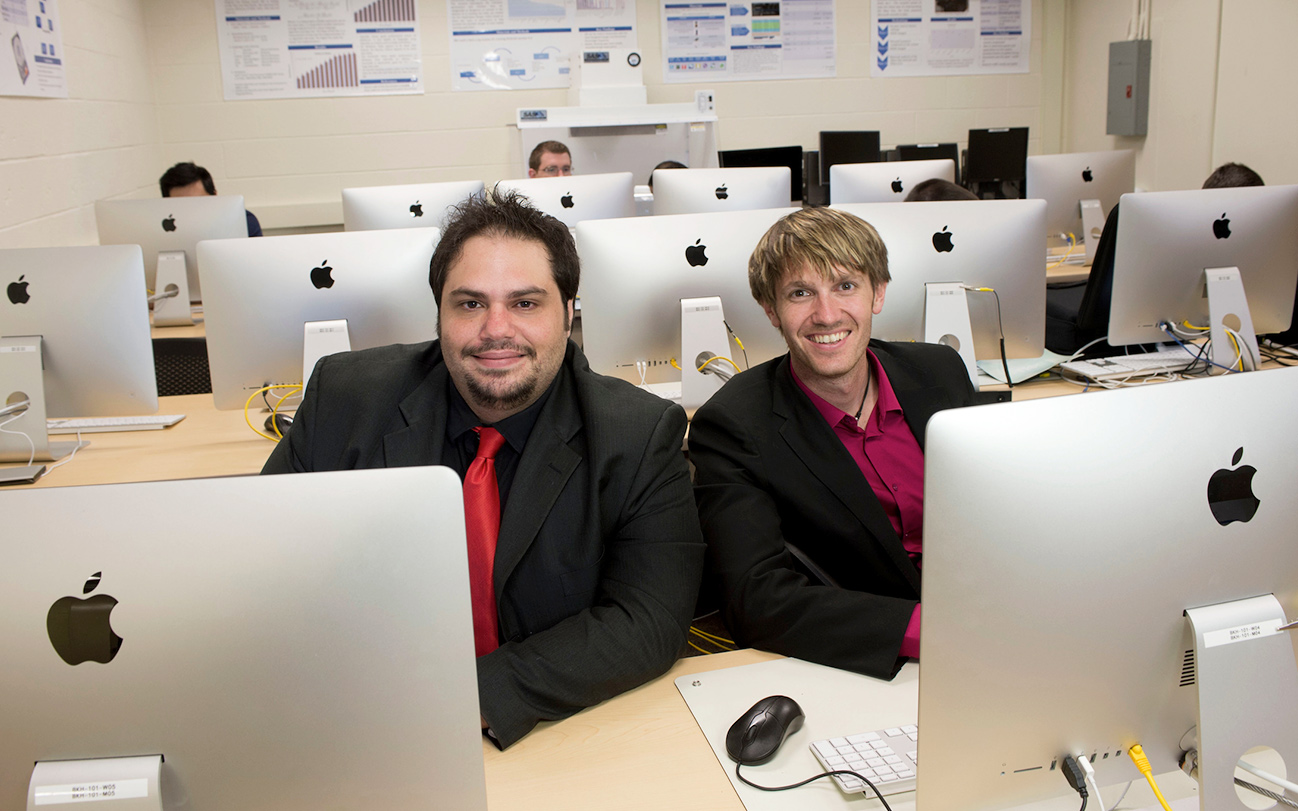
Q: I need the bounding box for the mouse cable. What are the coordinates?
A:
[723,320,750,369]
[734,763,894,811]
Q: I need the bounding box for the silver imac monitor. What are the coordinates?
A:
[1026,149,1135,246]
[651,167,792,216]
[198,228,440,410]
[2,466,488,810]
[342,179,484,231]
[494,172,635,229]
[829,158,957,204]
[1,245,157,465]
[95,196,249,302]
[831,199,1047,360]
[1108,185,1298,362]
[575,206,799,390]
[919,366,1298,811]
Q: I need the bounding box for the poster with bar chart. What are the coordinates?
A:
[216,0,423,101]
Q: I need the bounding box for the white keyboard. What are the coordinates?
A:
[810,724,918,796]
[47,415,186,434]
[1059,347,1203,381]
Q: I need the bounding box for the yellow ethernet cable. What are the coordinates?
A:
[1128,744,1173,811]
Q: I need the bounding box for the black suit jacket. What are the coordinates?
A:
[689,341,975,678]
[262,340,705,747]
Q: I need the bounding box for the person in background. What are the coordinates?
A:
[648,160,686,192]
[159,162,262,237]
[527,141,573,178]
[903,177,978,202]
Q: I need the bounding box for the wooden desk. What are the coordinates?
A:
[8,393,272,488]
[482,649,779,810]
[150,317,206,339]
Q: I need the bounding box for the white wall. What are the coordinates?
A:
[0,0,159,247]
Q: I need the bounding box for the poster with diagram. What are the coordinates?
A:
[661,0,834,84]
[449,0,637,92]
[0,0,66,98]
[216,0,423,101]
[871,0,1029,78]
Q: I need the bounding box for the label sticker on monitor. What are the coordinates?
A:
[35,778,149,804]
[1204,619,1283,649]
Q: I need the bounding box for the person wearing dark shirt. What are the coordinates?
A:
[689,207,976,679]
[261,189,704,748]
[159,161,262,237]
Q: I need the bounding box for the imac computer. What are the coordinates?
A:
[197,228,440,410]
[493,172,634,230]
[651,167,793,216]
[0,245,157,470]
[575,206,799,409]
[95,196,248,308]
[964,127,1029,199]
[819,130,882,178]
[342,179,484,231]
[829,159,957,204]
[1108,185,1298,372]
[3,467,488,810]
[717,145,804,204]
[919,366,1298,811]
[1026,149,1135,255]
[831,199,1047,383]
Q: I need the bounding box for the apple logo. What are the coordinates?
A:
[715,184,728,200]
[47,571,123,666]
[7,274,30,304]
[409,201,423,218]
[1213,213,1231,240]
[891,179,904,194]
[560,193,574,209]
[161,215,176,232]
[1082,167,1093,182]
[310,259,335,290]
[1207,447,1260,525]
[932,226,954,253]
[685,239,709,267]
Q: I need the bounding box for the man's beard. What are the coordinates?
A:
[460,340,543,412]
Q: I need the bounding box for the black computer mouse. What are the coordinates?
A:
[725,695,805,766]
[264,412,293,437]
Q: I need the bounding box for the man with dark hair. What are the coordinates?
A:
[648,159,686,191]
[1202,161,1264,189]
[527,140,573,178]
[689,207,976,679]
[261,188,704,749]
[903,177,978,202]
[159,161,263,237]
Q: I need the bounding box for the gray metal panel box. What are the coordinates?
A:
[1107,39,1151,136]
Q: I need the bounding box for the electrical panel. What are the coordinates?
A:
[1107,39,1151,137]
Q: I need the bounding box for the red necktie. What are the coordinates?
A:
[463,426,506,657]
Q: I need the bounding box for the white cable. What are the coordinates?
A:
[1105,781,1133,811]
[1264,338,1298,358]
[0,410,36,466]
[1078,755,1108,811]
[1238,758,1298,797]
[45,432,85,472]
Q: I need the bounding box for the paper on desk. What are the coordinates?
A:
[977,350,1070,385]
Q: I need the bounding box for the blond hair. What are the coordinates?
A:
[748,208,890,308]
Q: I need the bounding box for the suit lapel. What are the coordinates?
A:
[382,360,449,467]
[773,356,921,591]
[493,363,582,594]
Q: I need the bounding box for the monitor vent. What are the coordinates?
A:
[1180,649,1196,687]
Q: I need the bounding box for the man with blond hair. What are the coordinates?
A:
[689,207,976,679]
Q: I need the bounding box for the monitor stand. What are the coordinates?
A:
[151,251,195,327]
[0,335,86,465]
[681,297,732,412]
[1079,198,1104,260]
[302,319,352,397]
[1204,267,1261,372]
[923,283,980,388]
[1184,594,1298,810]
[29,754,164,810]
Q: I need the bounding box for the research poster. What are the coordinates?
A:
[450,0,638,92]
[661,0,834,84]
[216,0,423,101]
[0,0,66,98]
[871,0,1029,78]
